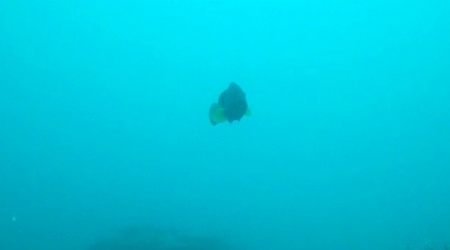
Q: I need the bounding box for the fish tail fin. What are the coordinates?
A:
[209,103,227,125]
[245,107,252,116]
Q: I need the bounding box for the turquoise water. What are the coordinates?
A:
[1,1,449,249]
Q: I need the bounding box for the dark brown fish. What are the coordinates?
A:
[209,82,250,125]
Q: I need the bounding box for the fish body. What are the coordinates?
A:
[209,82,250,126]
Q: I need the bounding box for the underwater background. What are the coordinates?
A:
[1,1,449,249]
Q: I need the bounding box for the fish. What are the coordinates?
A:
[209,82,251,126]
